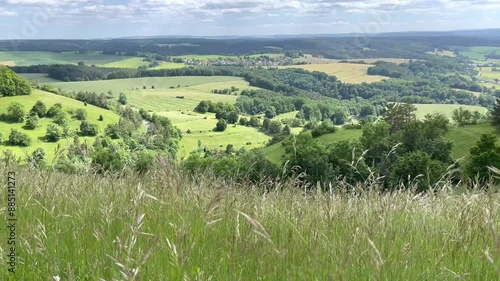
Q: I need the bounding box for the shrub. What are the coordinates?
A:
[227,111,239,124]
[98,115,104,121]
[311,121,337,138]
[118,93,127,105]
[46,103,63,118]
[80,121,99,136]
[343,123,362,130]
[75,109,87,120]
[25,114,40,130]
[215,119,228,132]
[8,129,31,146]
[30,100,47,118]
[7,102,26,123]
[28,148,46,166]
[53,111,69,126]
[45,123,61,142]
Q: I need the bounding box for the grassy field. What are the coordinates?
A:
[49,76,246,95]
[150,62,186,70]
[1,163,498,280]
[479,67,500,81]
[0,60,15,66]
[173,53,283,60]
[480,82,498,89]
[297,55,411,65]
[447,122,499,159]
[0,51,129,66]
[453,46,500,61]
[19,73,61,84]
[0,89,120,161]
[45,76,268,156]
[279,63,388,84]
[101,57,150,68]
[414,104,488,120]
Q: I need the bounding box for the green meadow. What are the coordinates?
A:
[150,62,186,70]
[453,46,500,61]
[414,104,488,119]
[101,57,150,68]
[0,89,120,160]
[0,51,129,66]
[480,67,500,80]
[19,73,61,84]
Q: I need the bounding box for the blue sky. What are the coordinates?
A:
[0,0,499,39]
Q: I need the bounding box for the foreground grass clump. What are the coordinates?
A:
[0,163,499,280]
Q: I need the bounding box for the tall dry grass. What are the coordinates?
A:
[0,161,499,280]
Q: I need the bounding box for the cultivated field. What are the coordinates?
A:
[0,89,120,160]
[279,63,388,83]
[47,76,257,113]
[173,53,283,60]
[2,163,498,280]
[101,57,150,68]
[0,60,15,66]
[296,55,411,65]
[49,76,247,95]
[150,62,186,70]
[0,51,129,66]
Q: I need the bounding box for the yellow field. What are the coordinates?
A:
[0,61,15,66]
[279,63,388,83]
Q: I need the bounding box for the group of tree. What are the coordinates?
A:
[0,66,31,97]
[75,91,109,109]
[212,86,239,95]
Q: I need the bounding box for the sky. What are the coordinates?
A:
[0,0,499,39]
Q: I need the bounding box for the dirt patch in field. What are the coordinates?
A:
[0,61,15,66]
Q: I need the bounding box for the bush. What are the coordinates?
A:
[30,100,47,118]
[45,123,61,142]
[53,111,69,126]
[25,114,40,130]
[343,123,362,130]
[8,129,31,146]
[46,103,63,118]
[311,121,337,138]
[98,115,104,121]
[80,121,99,136]
[75,109,87,120]
[215,119,228,132]
[28,148,46,166]
[118,93,127,105]
[7,102,26,123]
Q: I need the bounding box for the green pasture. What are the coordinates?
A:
[0,51,129,66]
[19,73,61,84]
[414,104,488,120]
[101,57,150,68]
[150,62,186,70]
[452,46,500,61]
[0,89,120,161]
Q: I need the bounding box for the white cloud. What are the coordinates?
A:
[0,7,17,16]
